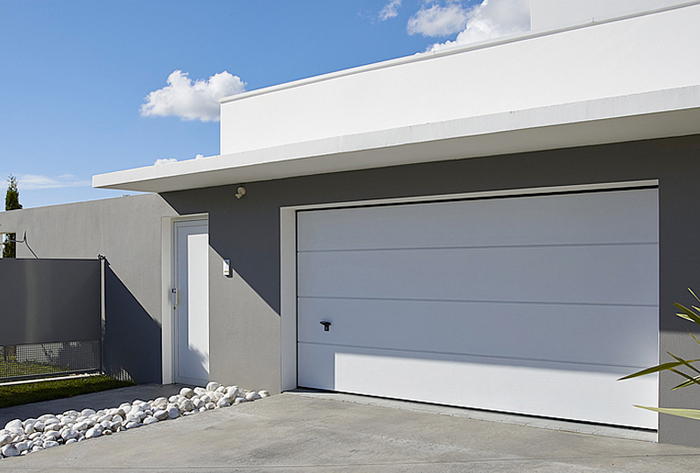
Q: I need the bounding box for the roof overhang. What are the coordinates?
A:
[94,86,700,193]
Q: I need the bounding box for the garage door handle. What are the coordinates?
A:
[320,321,331,332]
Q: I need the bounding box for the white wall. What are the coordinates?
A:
[531,0,694,30]
[219,3,700,156]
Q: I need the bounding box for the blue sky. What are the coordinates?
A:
[0,0,529,208]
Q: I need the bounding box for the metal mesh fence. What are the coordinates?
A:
[0,340,101,382]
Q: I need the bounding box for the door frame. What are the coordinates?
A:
[161,213,208,385]
[279,180,658,392]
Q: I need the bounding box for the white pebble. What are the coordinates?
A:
[14,441,29,453]
[1,445,20,457]
[61,429,78,441]
[44,440,59,448]
[143,416,158,425]
[206,381,221,392]
[73,421,90,432]
[44,423,60,432]
[4,420,21,431]
[42,431,60,442]
[180,387,194,399]
[259,390,271,398]
[0,432,12,447]
[217,398,231,408]
[152,397,168,408]
[167,406,180,419]
[179,399,194,412]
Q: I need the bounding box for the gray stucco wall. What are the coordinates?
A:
[0,194,177,383]
[161,134,700,447]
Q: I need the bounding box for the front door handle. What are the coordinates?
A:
[320,321,331,332]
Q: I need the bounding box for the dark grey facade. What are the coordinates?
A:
[161,134,700,447]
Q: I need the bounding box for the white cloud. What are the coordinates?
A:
[16,174,91,190]
[407,3,468,37]
[154,158,178,165]
[140,70,246,122]
[427,0,530,51]
[379,0,402,21]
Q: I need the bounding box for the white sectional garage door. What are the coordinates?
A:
[297,188,659,429]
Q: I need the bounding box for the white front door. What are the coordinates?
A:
[174,219,209,385]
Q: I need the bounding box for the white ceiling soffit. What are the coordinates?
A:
[93,86,700,193]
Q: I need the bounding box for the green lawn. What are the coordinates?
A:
[0,375,136,409]
[0,359,68,379]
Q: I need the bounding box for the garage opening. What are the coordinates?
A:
[296,187,659,429]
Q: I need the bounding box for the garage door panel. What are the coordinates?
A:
[298,189,658,251]
[297,343,658,429]
[298,298,658,368]
[297,188,659,428]
[298,245,658,306]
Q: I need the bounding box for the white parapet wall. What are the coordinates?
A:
[530,0,695,30]
[219,2,700,156]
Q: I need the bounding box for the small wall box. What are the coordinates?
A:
[223,259,231,277]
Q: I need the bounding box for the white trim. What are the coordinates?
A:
[280,208,297,391]
[278,180,658,392]
[161,213,208,385]
[161,217,173,384]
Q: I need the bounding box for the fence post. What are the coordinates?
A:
[99,254,106,375]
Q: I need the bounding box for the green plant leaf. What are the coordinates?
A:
[669,368,700,390]
[672,373,700,390]
[668,353,700,375]
[690,331,700,347]
[635,405,700,420]
[618,359,700,380]
[674,302,700,326]
[689,288,700,304]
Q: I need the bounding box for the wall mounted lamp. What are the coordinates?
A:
[235,186,246,199]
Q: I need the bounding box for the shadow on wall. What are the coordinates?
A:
[104,261,162,384]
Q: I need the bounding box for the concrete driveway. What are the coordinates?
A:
[2,384,700,472]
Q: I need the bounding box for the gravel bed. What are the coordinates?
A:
[0,381,269,459]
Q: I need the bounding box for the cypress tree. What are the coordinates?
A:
[3,175,22,258]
